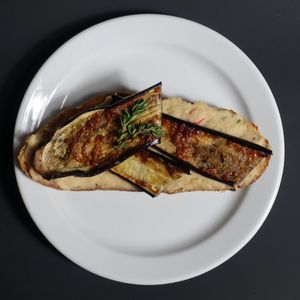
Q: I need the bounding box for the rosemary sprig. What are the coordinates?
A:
[115,98,163,148]
[136,123,163,137]
[120,99,148,129]
[116,123,163,147]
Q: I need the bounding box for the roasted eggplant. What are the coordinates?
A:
[111,149,186,196]
[34,83,162,179]
[155,113,272,186]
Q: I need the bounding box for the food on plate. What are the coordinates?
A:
[111,148,189,196]
[156,113,271,186]
[17,83,272,196]
[33,83,162,180]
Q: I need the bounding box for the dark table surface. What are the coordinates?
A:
[0,0,298,299]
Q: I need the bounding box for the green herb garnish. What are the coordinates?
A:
[120,99,149,129]
[116,98,163,147]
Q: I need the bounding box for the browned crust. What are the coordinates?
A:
[17,93,110,173]
[18,92,128,175]
[17,93,271,193]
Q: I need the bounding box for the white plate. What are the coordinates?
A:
[13,14,284,285]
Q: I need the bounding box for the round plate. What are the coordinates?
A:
[13,14,284,285]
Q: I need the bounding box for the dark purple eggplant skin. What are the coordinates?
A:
[162,113,273,156]
[42,139,160,180]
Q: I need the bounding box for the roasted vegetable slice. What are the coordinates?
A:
[111,149,186,196]
[156,113,272,186]
[34,83,162,179]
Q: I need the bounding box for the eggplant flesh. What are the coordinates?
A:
[111,149,185,196]
[34,83,162,179]
[42,139,160,180]
[157,114,271,185]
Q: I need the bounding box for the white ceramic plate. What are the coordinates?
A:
[13,14,284,285]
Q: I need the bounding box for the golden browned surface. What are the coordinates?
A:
[32,87,162,178]
[112,150,184,196]
[158,117,268,185]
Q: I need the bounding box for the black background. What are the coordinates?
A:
[0,0,298,299]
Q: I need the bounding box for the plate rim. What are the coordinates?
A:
[13,13,285,285]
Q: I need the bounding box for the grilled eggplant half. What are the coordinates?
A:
[155,113,272,186]
[33,83,162,179]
